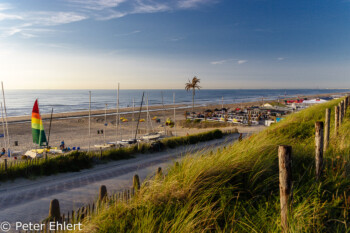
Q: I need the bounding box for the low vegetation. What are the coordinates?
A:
[0,129,225,181]
[265,101,286,107]
[78,98,350,232]
[179,119,238,129]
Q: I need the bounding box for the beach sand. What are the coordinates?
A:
[0,91,347,158]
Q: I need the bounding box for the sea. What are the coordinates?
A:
[2,89,349,117]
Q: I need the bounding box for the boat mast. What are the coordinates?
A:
[104,103,107,143]
[88,91,91,152]
[161,92,166,135]
[173,92,176,137]
[222,96,224,116]
[1,82,10,156]
[38,99,42,148]
[134,92,145,141]
[131,98,134,139]
[0,103,7,151]
[146,93,154,133]
[146,93,149,134]
[47,108,53,151]
[117,83,120,141]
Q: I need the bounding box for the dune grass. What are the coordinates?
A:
[77,98,350,232]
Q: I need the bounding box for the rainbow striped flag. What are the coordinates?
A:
[32,99,47,146]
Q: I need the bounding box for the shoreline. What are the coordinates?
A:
[0,91,346,154]
[4,91,348,124]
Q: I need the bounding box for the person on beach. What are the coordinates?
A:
[60,141,65,150]
[1,148,5,156]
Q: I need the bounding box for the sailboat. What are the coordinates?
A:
[25,99,48,158]
[142,93,161,141]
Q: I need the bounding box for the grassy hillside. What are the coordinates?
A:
[78,98,350,232]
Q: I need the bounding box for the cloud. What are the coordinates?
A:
[0,27,22,37]
[28,12,88,26]
[20,32,37,38]
[0,0,218,40]
[0,24,59,38]
[237,60,247,64]
[211,59,228,65]
[66,0,217,20]
[169,37,185,42]
[277,57,285,61]
[178,0,217,9]
[132,1,170,14]
[115,30,141,37]
[67,0,126,10]
[0,13,22,21]
[0,3,12,11]
[97,10,127,20]
[211,58,248,65]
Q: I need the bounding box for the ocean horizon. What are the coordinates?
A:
[1,89,349,117]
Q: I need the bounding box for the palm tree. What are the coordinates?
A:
[185,76,201,118]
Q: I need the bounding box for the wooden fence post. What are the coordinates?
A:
[278,145,292,233]
[133,174,140,192]
[324,108,330,152]
[99,185,107,202]
[344,99,347,115]
[48,199,61,221]
[315,121,324,180]
[339,103,343,126]
[335,106,339,135]
[4,159,7,172]
[156,167,162,177]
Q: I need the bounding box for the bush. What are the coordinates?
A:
[194,119,201,123]
[0,129,225,181]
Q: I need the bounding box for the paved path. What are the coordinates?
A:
[0,134,239,231]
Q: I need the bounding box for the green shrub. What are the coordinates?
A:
[194,119,201,123]
[0,129,225,181]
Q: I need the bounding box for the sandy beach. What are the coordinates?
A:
[0,91,347,157]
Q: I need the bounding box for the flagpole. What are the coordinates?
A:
[88,91,91,152]
[1,82,10,156]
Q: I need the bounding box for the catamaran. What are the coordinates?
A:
[141,93,161,141]
[25,99,48,158]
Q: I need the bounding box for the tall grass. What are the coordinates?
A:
[78,98,350,232]
[0,129,224,181]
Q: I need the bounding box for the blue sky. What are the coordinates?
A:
[0,0,350,89]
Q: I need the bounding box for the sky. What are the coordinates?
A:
[0,0,350,89]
